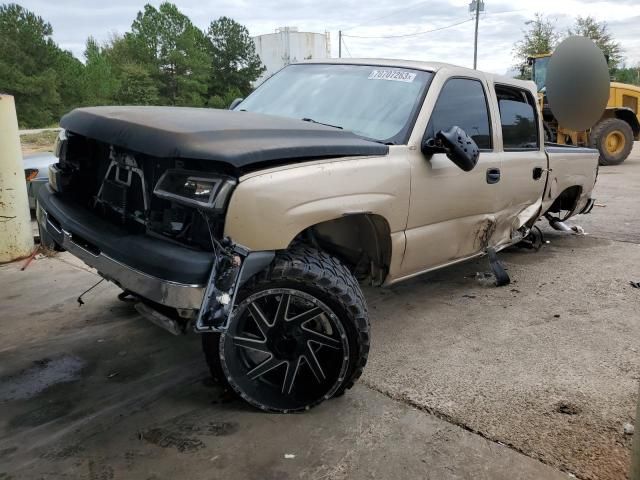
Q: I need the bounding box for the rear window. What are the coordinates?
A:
[495,85,539,150]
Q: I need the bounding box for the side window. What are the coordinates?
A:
[427,78,492,150]
[495,85,539,150]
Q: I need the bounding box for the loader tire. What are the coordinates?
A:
[202,246,370,412]
[590,118,633,166]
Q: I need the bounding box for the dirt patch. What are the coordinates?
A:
[140,427,206,453]
[554,401,581,415]
[139,413,238,453]
[40,443,85,461]
[20,131,58,155]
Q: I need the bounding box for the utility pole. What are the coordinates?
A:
[470,0,484,69]
[338,30,342,58]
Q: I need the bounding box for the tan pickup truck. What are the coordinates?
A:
[38,59,598,412]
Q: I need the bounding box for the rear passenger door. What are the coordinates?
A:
[491,83,547,241]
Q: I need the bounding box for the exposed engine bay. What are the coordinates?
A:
[58,133,236,253]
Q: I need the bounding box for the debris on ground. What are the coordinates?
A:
[487,247,510,287]
[20,246,40,271]
[629,281,640,289]
[554,401,581,415]
[623,423,634,435]
[284,453,296,459]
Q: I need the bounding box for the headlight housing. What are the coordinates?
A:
[153,169,236,212]
[54,130,67,159]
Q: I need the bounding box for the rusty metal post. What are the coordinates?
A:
[631,382,640,479]
[0,95,34,262]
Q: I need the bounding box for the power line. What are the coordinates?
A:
[342,18,474,39]
[342,0,432,32]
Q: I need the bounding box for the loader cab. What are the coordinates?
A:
[528,54,551,92]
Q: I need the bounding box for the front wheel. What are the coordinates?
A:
[202,247,370,413]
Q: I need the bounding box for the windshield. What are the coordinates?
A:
[237,64,433,144]
[533,56,550,91]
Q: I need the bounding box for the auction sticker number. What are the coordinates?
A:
[368,69,416,83]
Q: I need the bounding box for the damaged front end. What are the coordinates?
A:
[194,242,274,332]
[38,130,274,335]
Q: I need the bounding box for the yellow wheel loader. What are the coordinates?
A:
[530,53,640,165]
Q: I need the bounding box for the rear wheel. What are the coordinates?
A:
[202,247,370,412]
[590,118,633,166]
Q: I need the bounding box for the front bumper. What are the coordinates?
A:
[36,187,207,310]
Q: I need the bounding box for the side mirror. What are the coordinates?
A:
[229,98,244,110]
[422,126,479,172]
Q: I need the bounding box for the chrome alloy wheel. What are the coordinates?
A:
[219,288,350,412]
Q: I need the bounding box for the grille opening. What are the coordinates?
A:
[70,233,101,256]
[47,214,62,232]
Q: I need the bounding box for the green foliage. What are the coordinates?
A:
[512,13,560,77]
[208,86,243,109]
[207,16,265,99]
[568,16,622,71]
[0,2,266,127]
[0,3,61,127]
[83,36,118,105]
[514,14,626,79]
[114,63,159,104]
[612,67,640,86]
[126,3,210,106]
[55,49,85,112]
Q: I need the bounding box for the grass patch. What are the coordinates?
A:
[20,130,59,153]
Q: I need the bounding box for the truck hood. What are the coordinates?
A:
[60,106,388,169]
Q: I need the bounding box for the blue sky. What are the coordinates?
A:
[17,0,640,74]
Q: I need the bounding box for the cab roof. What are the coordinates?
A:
[300,58,538,95]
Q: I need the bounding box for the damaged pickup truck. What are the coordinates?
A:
[37,60,598,412]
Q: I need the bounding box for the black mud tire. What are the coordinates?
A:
[201,247,370,412]
[590,118,633,166]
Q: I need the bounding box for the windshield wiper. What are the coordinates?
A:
[301,118,343,130]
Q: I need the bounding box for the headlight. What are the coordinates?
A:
[153,169,237,212]
[54,130,67,159]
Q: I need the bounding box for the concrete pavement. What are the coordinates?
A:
[0,254,567,480]
[1,145,639,479]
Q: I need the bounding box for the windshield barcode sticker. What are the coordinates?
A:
[368,69,416,83]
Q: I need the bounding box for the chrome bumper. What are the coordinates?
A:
[37,204,205,310]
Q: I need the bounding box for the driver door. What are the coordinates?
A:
[400,76,502,279]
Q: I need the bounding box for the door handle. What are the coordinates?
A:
[486,168,501,184]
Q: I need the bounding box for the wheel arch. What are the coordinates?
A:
[543,185,583,218]
[601,107,640,139]
[292,213,392,286]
